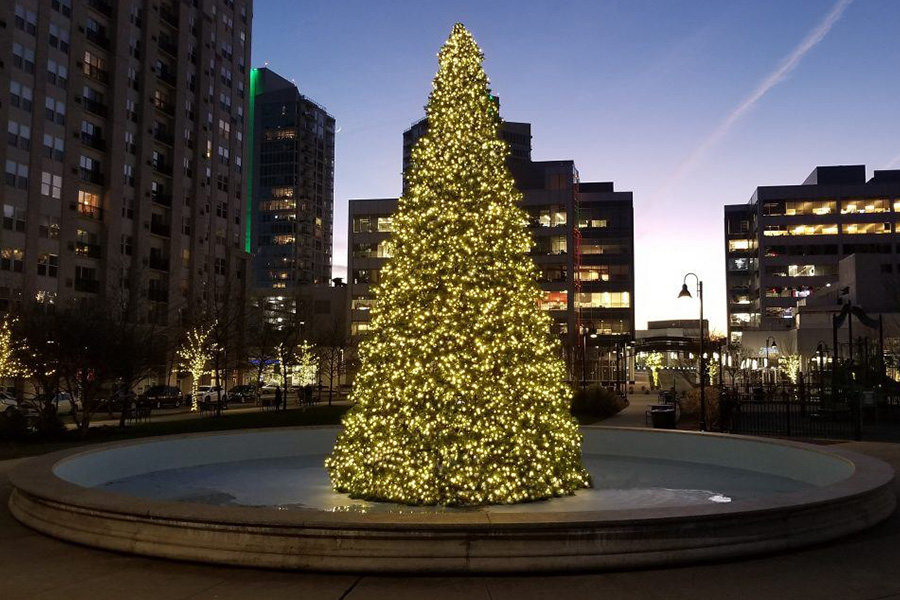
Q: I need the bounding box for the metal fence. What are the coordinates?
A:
[718,385,900,441]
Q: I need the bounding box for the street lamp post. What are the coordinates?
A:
[678,273,706,431]
[580,324,597,390]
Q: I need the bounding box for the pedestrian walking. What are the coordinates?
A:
[274,385,282,411]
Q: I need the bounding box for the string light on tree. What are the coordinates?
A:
[295,341,318,387]
[277,340,318,388]
[0,317,27,380]
[177,324,215,412]
[644,352,664,389]
[326,24,591,506]
[781,354,802,384]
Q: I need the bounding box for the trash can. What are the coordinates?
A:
[650,405,677,429]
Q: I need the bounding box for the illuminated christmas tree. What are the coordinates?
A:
[326,23,590,506]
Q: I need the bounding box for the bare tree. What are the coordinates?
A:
[93,280,174,426]
[314,314,350,406]
[722,343,753,390]
[245,299,279,404]
[195,274,247,415]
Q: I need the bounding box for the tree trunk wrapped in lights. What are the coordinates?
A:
[326,24,591,506]
[177,324,215,412]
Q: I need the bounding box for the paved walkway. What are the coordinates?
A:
[603,392,659,428]
[3,439,900,599]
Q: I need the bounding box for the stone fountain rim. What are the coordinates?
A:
[8,425,894,529]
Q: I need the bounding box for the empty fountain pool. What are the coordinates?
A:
[8,427,895,572]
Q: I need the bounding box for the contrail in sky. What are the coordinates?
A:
[657,0,854,196]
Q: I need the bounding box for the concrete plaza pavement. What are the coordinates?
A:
[3,405,900,599]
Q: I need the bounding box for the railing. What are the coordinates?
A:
[152,98,175,116]
[81,133,106,152]
[150,221,171,237]
[75,242,102,259]
[151,159,173,176]
[80,169,105,186]
[717,383,900,441]
[76,204,103,221]
[160,3,179,27]
[148,256,170,272]
[721,394,859,441]
[86,0,111,16]
[75,278,100,294]
[83,64,109,84]
[151,192,172,207]
[158,37,178,57]
[82,98,108,118]
[156,68,177,86]
[85,29,110,49]
[148,288,169,302]
[153,129,174,146]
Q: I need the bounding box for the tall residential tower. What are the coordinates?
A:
[0,0,254,323]
[248,67,334,291]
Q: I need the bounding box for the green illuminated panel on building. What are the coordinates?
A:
[244,68,260,254]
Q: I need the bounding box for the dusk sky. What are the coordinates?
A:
[252,0,900,332]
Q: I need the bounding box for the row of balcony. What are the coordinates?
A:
[73,280,170,302]
[86,0,111,17]
[74,277,170,303]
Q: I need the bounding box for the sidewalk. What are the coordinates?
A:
[602,392,658,428]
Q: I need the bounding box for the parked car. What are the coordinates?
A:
[196,385,226,410]
[98,388,139,412]
[227,384,257,404]
[259,383,279,395]
[0,391,35,416]
[141,385,184,409]
[28,392,79,415]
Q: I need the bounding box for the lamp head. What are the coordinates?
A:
[770,340,777,350]
[677,284,692,299]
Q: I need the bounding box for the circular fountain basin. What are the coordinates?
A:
[8,426,895,572]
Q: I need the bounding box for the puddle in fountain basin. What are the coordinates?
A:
[97,454,814,513]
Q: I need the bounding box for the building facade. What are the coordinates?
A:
[347,197,395,337]
[248,67,334,291]
[725,166,900,344]
[0,0,253,323]
[348,116,635,384]
[400,96,531,192]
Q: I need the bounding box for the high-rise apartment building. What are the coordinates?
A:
[0,0,252,323]
[348,113,635,383]
[248,67,334,290]
[725,165,900,343]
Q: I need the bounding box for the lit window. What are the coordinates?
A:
[575,291,630,309]
[842,222,890,235]
[841,199,889,214]
[77,190,101,218]
[763,224,838,236]
[728,239,751,252]
[537,291,568,311]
